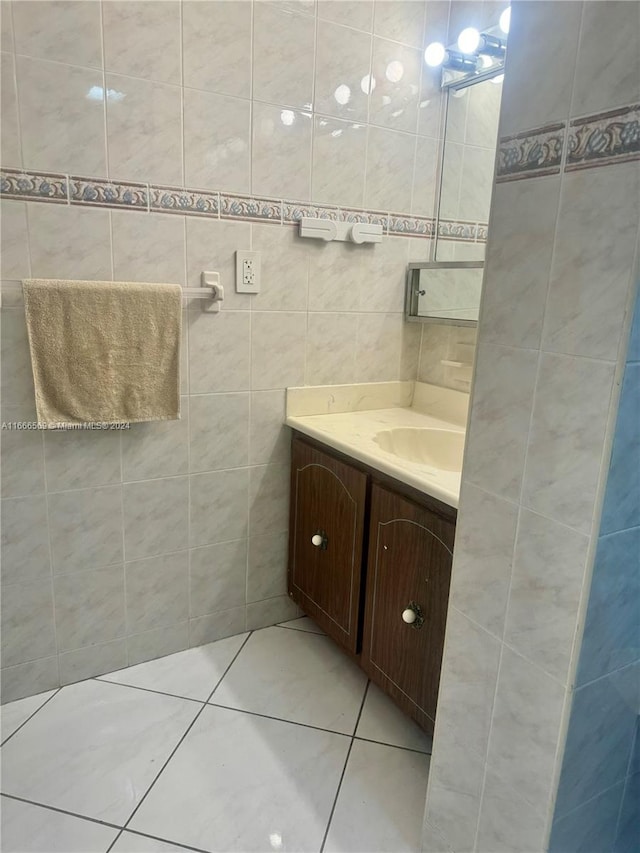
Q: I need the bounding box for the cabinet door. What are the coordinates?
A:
[362,483,455,732]
[288,437,367,653]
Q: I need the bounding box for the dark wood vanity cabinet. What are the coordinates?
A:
[288,434,456,734]
[361,484,455,731]
[288,438,367,654]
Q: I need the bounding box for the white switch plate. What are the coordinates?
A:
[235,250,261,293]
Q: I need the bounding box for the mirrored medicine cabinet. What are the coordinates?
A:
[407,64,503,325]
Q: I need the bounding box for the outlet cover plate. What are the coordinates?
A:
[235,250,261,293]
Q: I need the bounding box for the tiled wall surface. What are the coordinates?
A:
[0,0,459,230]
[549,294,640,853]
[0,199,435,704]
[422,1,640,851]
[1,0,476,702]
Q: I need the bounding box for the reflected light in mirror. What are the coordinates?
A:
[360,74,376,94]
[500,7,511,34]
[385,60,404,82]
[269,832,283,850]
[280,109,295,126]
[334,84,351,105]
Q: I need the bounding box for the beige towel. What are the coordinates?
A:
[23,279,182,427]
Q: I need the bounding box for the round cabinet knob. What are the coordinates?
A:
[311,534,323,547]
[402,608,417,624]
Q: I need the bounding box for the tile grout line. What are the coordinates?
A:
[205,701,351,740]
[113,826,212,853]
[0,687,62,748]
[612,717,638,847]
[106,631,254,850]
[39,396,60,685]
[0,792,122,832]
[91,676,204,706]
[88,673,354,741]
[353,733,432,757]
[89,669,432,756]
[0,793,210,853]
[319,680,371,853]
[275,622,325,635]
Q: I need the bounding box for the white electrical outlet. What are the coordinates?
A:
[235,250,261,293]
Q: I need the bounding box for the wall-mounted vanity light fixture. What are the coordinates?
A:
[424,5,510,88]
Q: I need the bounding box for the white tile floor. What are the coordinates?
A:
[0,617,432,853]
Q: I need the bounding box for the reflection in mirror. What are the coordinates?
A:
[406,263,483,325]
[436,74,503,262]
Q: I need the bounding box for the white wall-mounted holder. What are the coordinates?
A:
[196,271,224,313]
[298,217,383,245]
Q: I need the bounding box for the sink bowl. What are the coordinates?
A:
[374,427,465,471]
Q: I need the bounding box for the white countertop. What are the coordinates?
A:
[285,382,468,509]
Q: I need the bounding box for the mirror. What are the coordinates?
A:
[405,262,483,326]
[436,73,502,262]
[407,68,503,324]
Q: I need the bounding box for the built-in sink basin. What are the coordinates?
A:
[374,427,465,471]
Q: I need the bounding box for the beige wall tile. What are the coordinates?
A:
[464,343,538,503]
[314,20,371,123]
[17,56,106,176]
[1,51,20,167]
[449,482,518,637]
[106,74,183,187]
[12,0,101,66]
[183,0,251,98]
[252,103,312,202]
[183,89,251,194]
[499,0,582,135]
[252,2,315,110]
[522,353,615,533]
[104,1,181,85]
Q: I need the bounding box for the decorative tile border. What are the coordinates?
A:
[150,185,218,216]
[1,167,488,243]
[566,104,640,172]
[437,219,481,242]
[283,202,339,223]
[220,193,282,223]
[1,168,67,203]
[496,123,566,183]
[339,207,389,230]
[388,215,433,238]
[70,177,148,210]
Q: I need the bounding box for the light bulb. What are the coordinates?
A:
[481,54,493,68]
[280,110,295,126]
[458,27,481,54]
[500,7,511,34]
[424,41,446,67]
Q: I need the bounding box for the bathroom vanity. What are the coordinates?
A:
[285,382,466,735]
